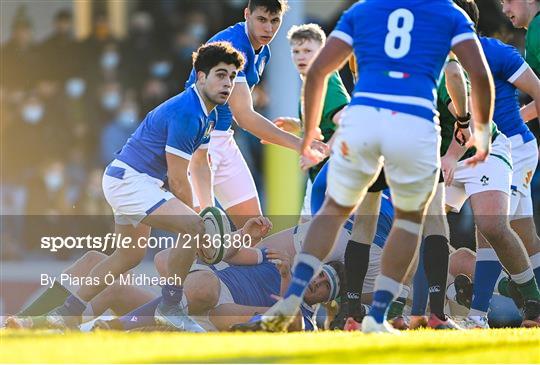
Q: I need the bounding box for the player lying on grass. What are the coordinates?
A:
[4,216,272,331]
[27,42,247,332]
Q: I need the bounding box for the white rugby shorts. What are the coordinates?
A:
[328,105,440,212]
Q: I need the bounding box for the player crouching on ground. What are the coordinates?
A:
[25,42,246,332]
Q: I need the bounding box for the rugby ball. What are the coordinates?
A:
[198,207,232,264]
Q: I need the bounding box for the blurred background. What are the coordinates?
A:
[1,0,539,262]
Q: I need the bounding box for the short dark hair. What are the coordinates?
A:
[453,0,479,29]
[192,41,245,75]
[287,23,326,45]
[248,0,288,15]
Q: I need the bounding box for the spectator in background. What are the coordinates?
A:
[121,11,157,92]
[170,30,200,89]
[100,95,140,165]
[38,10,79,86]
[1,9,37,95]
[140,77,168,114]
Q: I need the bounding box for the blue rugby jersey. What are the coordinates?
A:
[185,22,270,131]
[115,85,215,182]
[331,0,476,122]
[480,36,535,144]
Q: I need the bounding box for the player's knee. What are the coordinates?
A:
[185,272,219,311]
[449,247,475,278]
[476,218,511,243]
[154,249,170,277]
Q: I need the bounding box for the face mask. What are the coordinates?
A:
[190,24,207,40]
[22,105,44,124]
[65,78,86,99]
[101,92,121,110]
[117,109,137,127]
[151,61,172,78]
[101,51,119,70]
[44,171,63,192]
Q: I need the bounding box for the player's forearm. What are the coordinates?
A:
[237,111,301,151]
[521,101,538,122]
[445,135,468,161]
[189,158,213,209]
[303,67,329,137]
[469,70,494,126]
[168,179,194,208]
[445,62,468,117]
[223,247,260,265]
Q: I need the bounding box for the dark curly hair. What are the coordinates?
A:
[192,41,245,76]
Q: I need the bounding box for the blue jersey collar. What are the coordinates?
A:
[192,84,209,117]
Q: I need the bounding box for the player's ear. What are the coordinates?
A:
[244,7,250,21]
[197,70,207,84]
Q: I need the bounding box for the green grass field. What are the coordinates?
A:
[1,328,539,363]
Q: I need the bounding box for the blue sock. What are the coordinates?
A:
[119,297,161,330]
[411,240,429,316]
[284,253,321,300]
[470,248,502,314]
[60,295,87,316]
[368,275,401,324]
[161,285,184,306]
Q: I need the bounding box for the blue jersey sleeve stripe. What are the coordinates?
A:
[165,145,192,160]
[235,76,248,83]
[451,32,477,47]
[507,62,529,83]
[329,30,353,46]
[199,143,209,149]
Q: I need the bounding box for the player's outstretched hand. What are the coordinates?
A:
[273,117,302,134]
[242,216,273,242]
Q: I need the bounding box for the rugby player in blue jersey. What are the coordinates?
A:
[31,42,249,332]
[185,0,327,228]
[240,0,501,334]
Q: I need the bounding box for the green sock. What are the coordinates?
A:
[387,297,406,320]
[18,281,71,316]
[516,278,540,302]
[498,277,511,297]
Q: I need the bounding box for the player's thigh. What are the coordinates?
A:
[102,159,176,227]
[469,190,511,238]
[224,197,262,229]
[184,270,221,313]
[142,197,203,236]
[326,105,383,207]
[381,112,440,212]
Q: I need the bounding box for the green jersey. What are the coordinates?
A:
[299,71,350,180]
[526,12,540,77]
[437,72,498,161]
